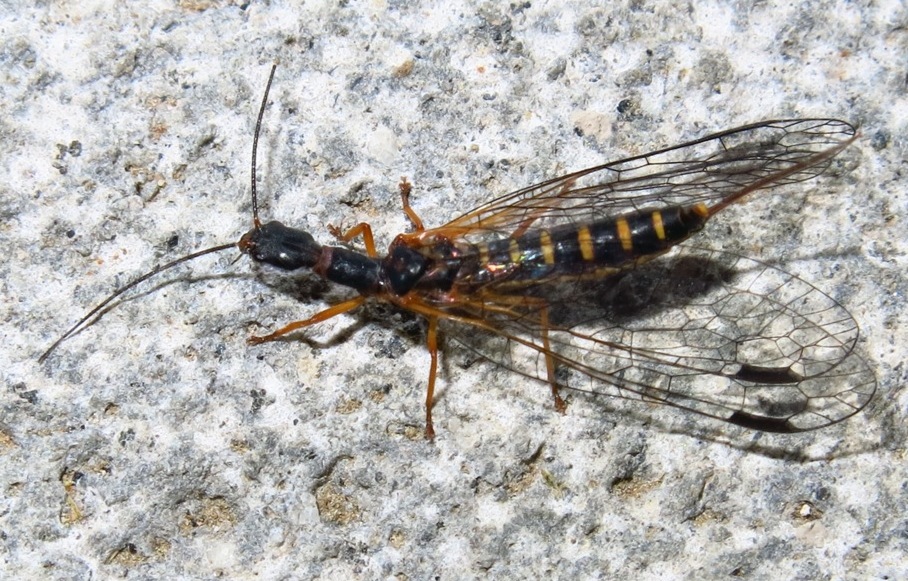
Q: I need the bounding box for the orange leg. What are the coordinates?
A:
[424,315,439,441]
[539,305,567,413]
[326,177,422,253]
[327,222,378,257]
[467,293,567,414]
[399,177,425,232]
[247,296,366,345]
[397,293,567,438]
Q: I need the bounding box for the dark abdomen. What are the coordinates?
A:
[463,204,710,288]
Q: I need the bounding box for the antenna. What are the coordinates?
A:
[39,65,279,363]
[251,63,278,228]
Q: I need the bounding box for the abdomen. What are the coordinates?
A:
[461,203,710,289]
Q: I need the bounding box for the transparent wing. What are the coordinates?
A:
[429,119,856,241]
[442,246,875,432]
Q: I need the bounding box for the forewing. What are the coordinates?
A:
[443,246,875,432]
[434,119,856,241]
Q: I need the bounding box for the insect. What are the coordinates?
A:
[40,64,875,439]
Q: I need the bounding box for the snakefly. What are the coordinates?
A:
[40,64,875,439]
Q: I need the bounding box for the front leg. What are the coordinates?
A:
[398,177,425,232]
[327,222,378,257]
[248,296,366,345]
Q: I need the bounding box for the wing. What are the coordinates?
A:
[429,119,856,241]
[441,246,875,432]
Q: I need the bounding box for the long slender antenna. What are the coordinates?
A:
[251,63,278,228]
[40,65,280,363]
[38,242,235,363]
